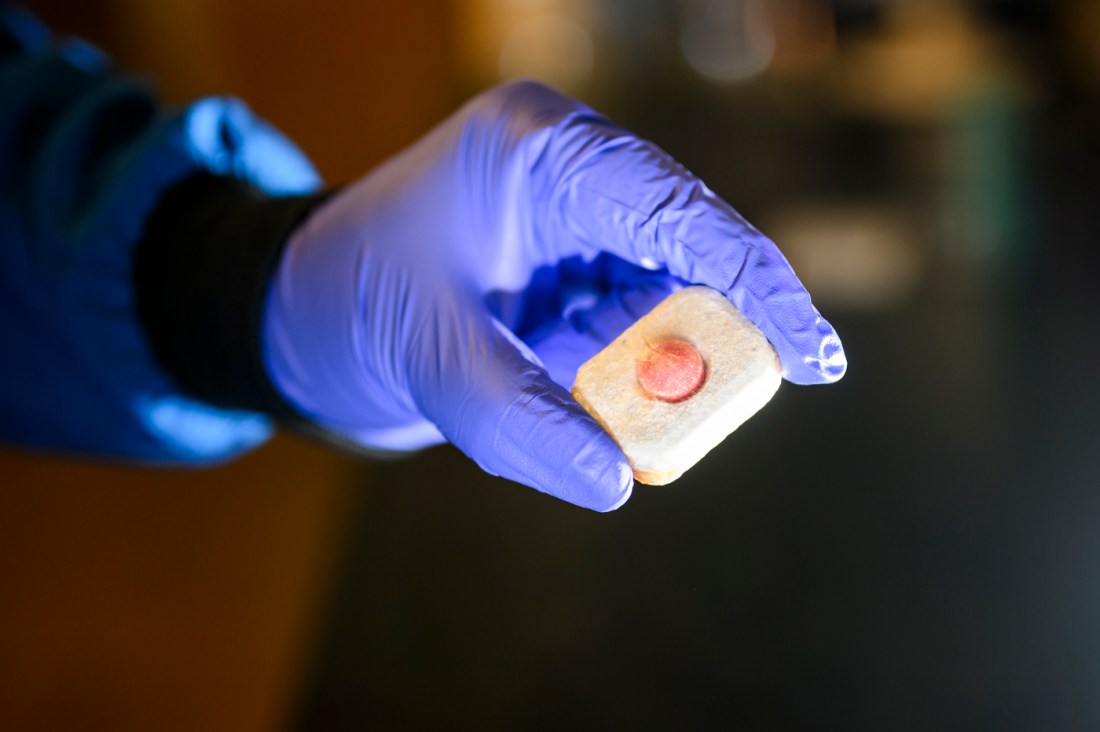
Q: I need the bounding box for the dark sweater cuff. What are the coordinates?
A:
[133,172,330,416]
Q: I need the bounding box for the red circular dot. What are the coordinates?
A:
[637,339,706,403]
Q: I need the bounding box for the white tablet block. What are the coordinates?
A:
[572,286,781,485]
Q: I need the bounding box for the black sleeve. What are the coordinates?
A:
[132,172,331,418]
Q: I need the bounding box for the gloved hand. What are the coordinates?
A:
[263,80,846,511]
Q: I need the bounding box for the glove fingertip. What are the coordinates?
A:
[571,455,634,512]
[479,387,634,511]
[779,320,848,386]
[528,420,634,512]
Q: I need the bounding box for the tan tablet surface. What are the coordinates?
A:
[572,286,781,485]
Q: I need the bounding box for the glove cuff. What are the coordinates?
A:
[133,173,331,416]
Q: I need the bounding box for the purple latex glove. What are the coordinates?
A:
[263,81,845,511]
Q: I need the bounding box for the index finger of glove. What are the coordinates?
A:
[539,115,846,385]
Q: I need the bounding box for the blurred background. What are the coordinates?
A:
[4,0,1100,729]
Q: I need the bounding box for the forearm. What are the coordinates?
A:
[0,6,321,462]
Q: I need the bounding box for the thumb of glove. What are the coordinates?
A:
[412,303,634,513]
